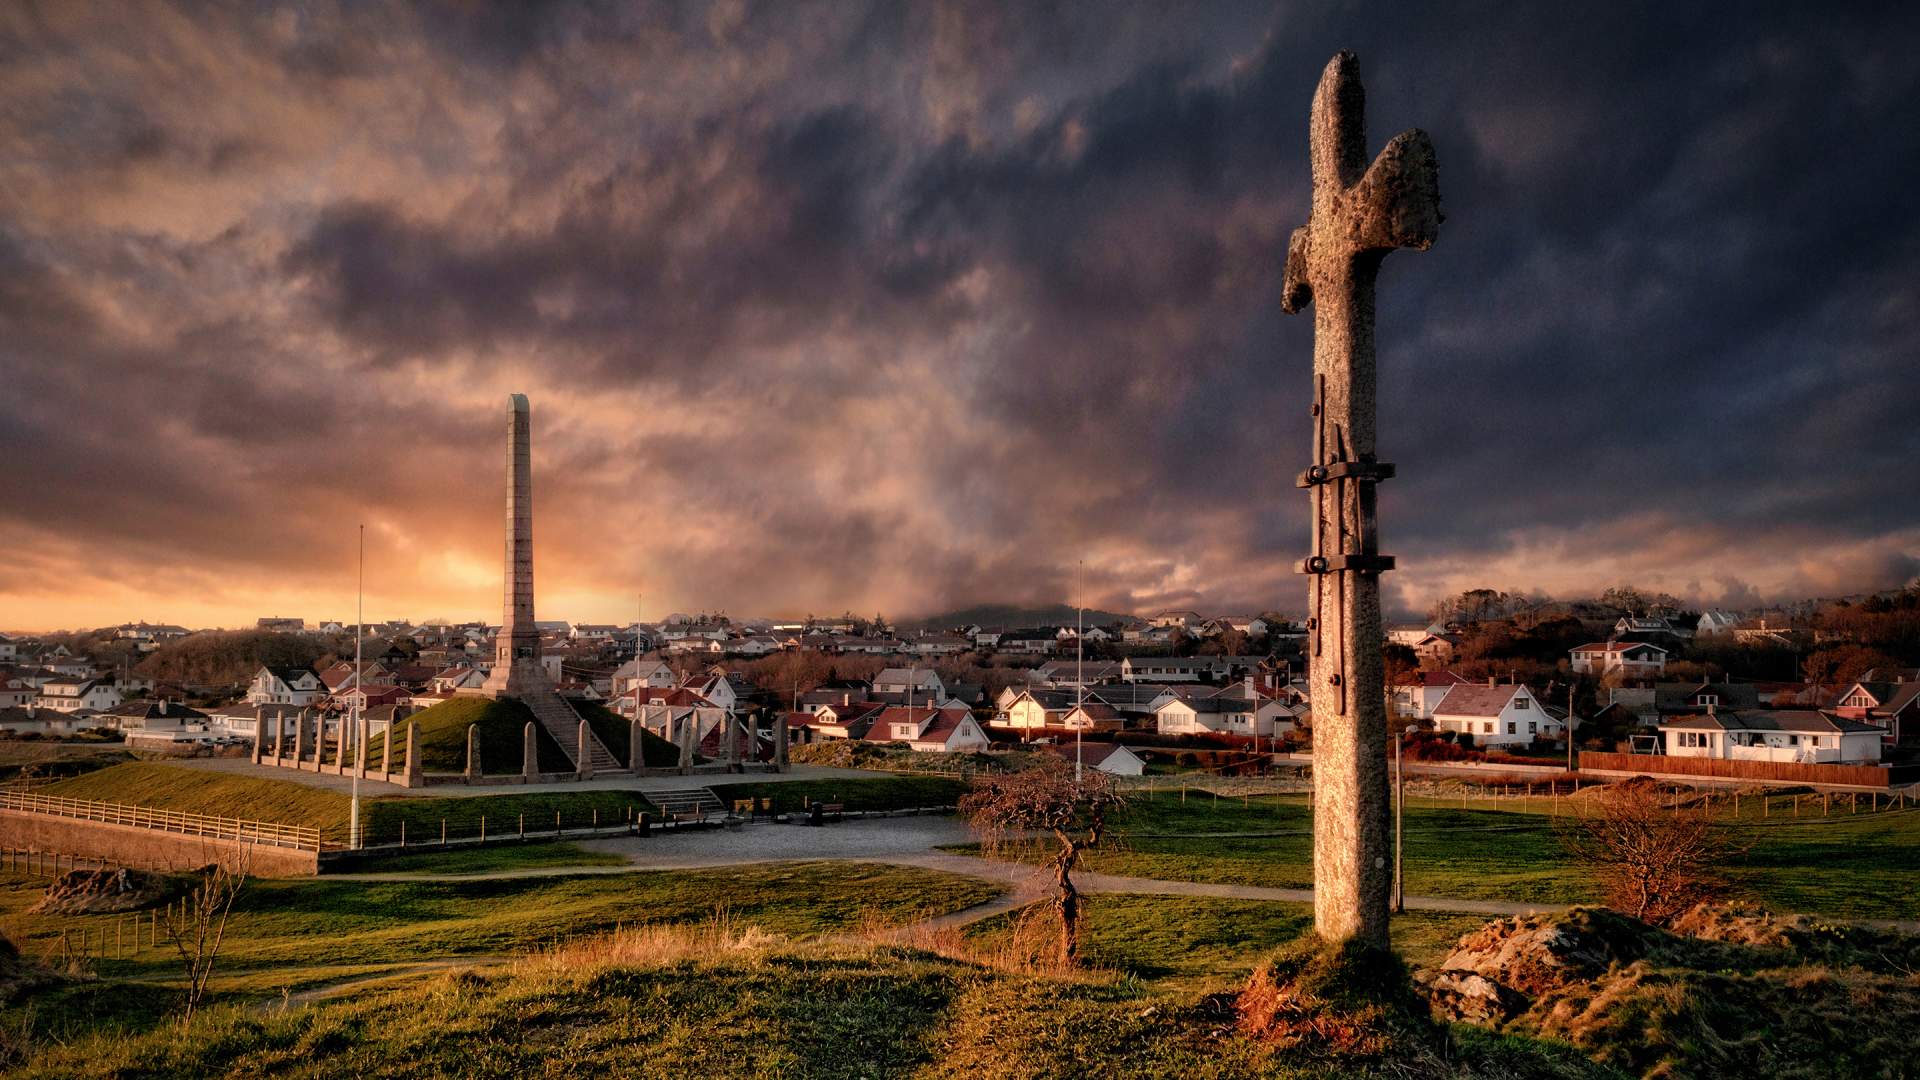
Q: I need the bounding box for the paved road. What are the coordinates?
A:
[168,757,887,798]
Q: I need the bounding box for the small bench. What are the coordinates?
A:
[671,810,705,825]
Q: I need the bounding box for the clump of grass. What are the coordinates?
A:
[1236,933,1438,1063]
[520,909,783,974]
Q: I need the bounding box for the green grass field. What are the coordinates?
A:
[948,788,1920,920]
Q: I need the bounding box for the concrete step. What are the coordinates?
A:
[647,787,728,819]
[521,686,621,771]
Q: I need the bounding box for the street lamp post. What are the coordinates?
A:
[1393,723,1417,913]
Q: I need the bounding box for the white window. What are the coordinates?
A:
[1528,722,1537,734]
[1506,722,1517,735]
[1482,722,1492,734]
[1514,697,1530,710]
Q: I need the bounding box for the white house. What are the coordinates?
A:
[35,677,123,713]
[1150,610,1202,628]
[1661,710,1882,764]
[1155,694,1281,737]
[910,634,971,656]
[1002,689,1076,730]
[0,679,35,708]
[612,658,677,697]
[0,634,16,663]
[1429,682,1562,747]
[873,668,946,701]
[1387,622,1447,648]
[1043,742,1147,776]
[246,666,327,706]
[1121,657,1217,683]
[1695,609,1741,636]
[1392,670,1472,720]
[867,706,990,752]
[1569,641,1668,678]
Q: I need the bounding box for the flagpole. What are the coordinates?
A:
[1076,559,1084,783]
[350,524,363,851]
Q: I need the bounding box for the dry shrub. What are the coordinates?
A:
[1557,776,1745,924]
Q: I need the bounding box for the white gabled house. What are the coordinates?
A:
[1392,670,1472,720]
[868,706,990,752]
[873,667,945,701]
[246,666,327,706]
[35,677,123,713]
[1429,682,1562,747]
[1154,693,1286,738]
[1570,641,1668,678]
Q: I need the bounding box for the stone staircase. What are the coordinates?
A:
[647,787,728,821]
[522,684,622,772]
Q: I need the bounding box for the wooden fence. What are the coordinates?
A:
[0,790,324,851]
[1578,751,1916,789]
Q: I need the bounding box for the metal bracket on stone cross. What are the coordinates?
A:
[1294,460,1396,489]
[1298,553,1396,575]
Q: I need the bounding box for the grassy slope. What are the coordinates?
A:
[10,942,1609,1080]
[708,775,968,815]
[39,762,660,850]
[0,862,1000,1021]
[336,842,628,876]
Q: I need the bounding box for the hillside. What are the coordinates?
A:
[905,603,1140,630]
[5,934,1605,1079]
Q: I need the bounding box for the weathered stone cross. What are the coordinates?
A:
[1280,52,1440,946]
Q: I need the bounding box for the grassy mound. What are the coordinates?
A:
[364,698,678,775]
[1238,933,1440,1065]
[7,931,1605,1079]
[362,697,569,775]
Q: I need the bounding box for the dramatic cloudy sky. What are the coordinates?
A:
[4,1,1918,631]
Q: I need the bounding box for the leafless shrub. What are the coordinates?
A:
[161,856,248,1026]
[959,757,1124,967]
[1559,778,1744,924]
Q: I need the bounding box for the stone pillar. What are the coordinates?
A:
[480,393,545,699]
[358,711,370,779]
[1278,52,1440,948]
[628,716,645,772]
[465,723,481,781]
[293,711,308,770]
[677,712,694,775]
[381,720,393,778]
[775,712,790,773]
[252,715,266,765]
[336,718,351,775]
[724,713,739,772]
[576,719,594,780]
[523,721,539,778]
[404,720,421,787]
[273,712,284,763]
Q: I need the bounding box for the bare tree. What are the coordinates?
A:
[1559,780,1742,924]
[960,758,1124,967]
[161,856,249,1025]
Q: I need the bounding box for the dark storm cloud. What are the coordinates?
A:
[2,0,1918,628]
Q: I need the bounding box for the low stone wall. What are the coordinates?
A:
[0,809,320,877]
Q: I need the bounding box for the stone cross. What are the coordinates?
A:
[523,721,539,778]
[1280,51,1440,946]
